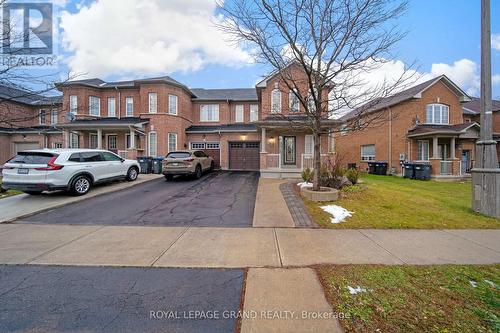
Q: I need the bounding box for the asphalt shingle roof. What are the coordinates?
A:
[59,117,147,126]
[191,88,258,101]
[461,97,500,114]
[407,123,479,136]
[185,124,258,133]
[0,83,61,106]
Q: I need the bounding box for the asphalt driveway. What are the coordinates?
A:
[18,171,258,227]
[0,265,244,333]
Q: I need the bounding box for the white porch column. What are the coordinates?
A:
[432,136,439,159]
[97,129,103,149]
[261,127,266,153]
[63,130,70,148]
[450,137,456,159]
[129,128,136,149]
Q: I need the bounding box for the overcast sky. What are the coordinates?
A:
[49,0,500,98]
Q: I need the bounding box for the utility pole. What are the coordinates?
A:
[471,0,500,217]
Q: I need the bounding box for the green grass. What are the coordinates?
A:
[317,264,500,333]
[0,180,22,199]
[304,174,500,229]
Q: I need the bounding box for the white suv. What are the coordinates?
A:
[1,149,140,196]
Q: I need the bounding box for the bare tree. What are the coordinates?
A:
[0,0,78,127]
[218,0,417,190]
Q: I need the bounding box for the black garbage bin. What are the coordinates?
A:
[414,163,431,181]
[375,161,388,175]
[152,157,164,174]
[137,156,153,174]
[403,163,415,179]
[367,162,376,174]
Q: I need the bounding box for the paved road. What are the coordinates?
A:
[0,265,244,333]
[19,171,258,227]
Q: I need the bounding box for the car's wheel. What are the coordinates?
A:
[164,174,173,181]
[209,161,215,172]
[23,191,42,195]
[194,165,202,179]
[70,175,92,196]
[126,167,139,181]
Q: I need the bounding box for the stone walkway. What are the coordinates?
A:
[280,182,316,228]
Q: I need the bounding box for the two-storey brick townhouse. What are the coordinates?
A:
[333,75,496,180]
[0,84,63,163]
[53,67,338,178]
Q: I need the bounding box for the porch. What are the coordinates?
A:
[407,123,480,180]
[58,118,149,160]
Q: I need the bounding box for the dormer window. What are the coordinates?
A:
[426,104,449,125]
[271,89,281,113]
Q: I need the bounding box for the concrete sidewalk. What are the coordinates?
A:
[0,224,498,267]
[253,178,294,228]
[0,174,162,223]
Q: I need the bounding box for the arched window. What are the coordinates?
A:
[271,89,281,113]
[426,104,449,124]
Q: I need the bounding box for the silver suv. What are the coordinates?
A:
[162,150,214,180]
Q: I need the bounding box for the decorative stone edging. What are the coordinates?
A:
[279,183,317,228]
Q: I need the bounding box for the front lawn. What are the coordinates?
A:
[304,174,500,229]
[0,180,21,199]
[317,264,500,333]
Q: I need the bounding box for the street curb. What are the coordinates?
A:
[0,175,162,224]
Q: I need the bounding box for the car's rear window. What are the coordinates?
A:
[8,152,55,164]
[166,152,191,159]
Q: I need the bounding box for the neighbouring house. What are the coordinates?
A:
[0,84,63,163]
[333,75,497,180]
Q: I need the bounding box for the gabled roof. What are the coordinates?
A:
[0,83,62,106]
[407,122,480,137]
[341,75,472,122]
[461,97,500,115]
[191,88,257,101]
[57,75,195,96]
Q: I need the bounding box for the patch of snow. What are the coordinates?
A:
[347,286,367,295]
[320,205,354,224]
[297,182,313,189]
[484,279,498,288]
[469,280,477,288]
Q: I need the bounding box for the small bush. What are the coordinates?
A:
[345,168,359,185]
[301,168,314,182]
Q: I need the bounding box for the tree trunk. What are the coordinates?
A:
[312,130,321,191]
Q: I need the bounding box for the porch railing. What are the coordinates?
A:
[117,150,128,159]
[302,154,314,170]
[440,160,453,175]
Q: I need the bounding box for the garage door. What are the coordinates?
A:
[14,142,40,154]
[229,141,260,170]
[191,142,220,168]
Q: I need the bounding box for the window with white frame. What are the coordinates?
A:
[125,97,134,117]
[305,135,314,155]
[200,104,219,122]
[307,89,317,112]
[426,104,449,125]
[168,133,177,152]
[417,140,430,161]
[70,133,79,148]
[206,142,220,149]
[340,125,348,136]
[361,144,375,161]
[148,132,157,156]
[89,133,98,149]
[271,89,281,113]
[39,109,46,124]
[50,110,58,124]
[148,93,157,113]
[69,95,77,115]
[53,142,63,149]
[89,96,100,116]
[235,105,244,123]
[168,94,178,115]
[191,142,205,149]
[250,104,258,122]
[289,89,300,112]
[108,97,116,117]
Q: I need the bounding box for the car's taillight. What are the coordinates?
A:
[184,158,195,162]
[35,156,64,171]
[2,166,14,170]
